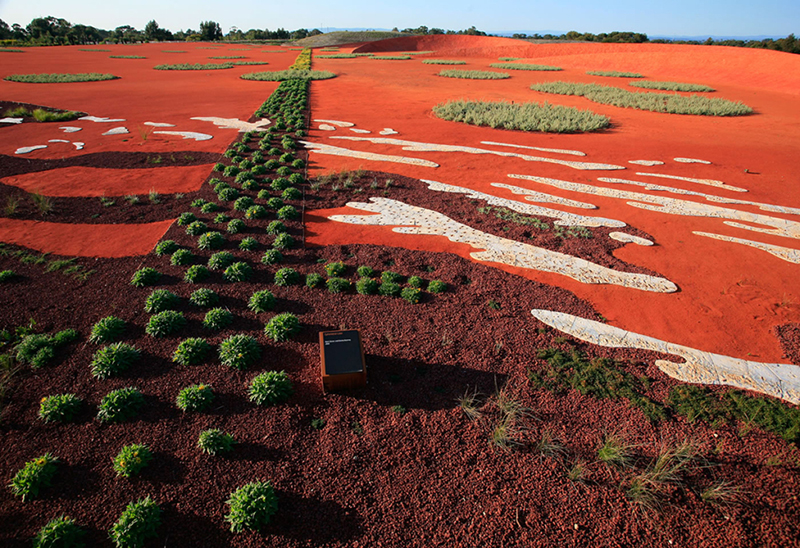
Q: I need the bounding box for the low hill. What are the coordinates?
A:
[291,30,408,48]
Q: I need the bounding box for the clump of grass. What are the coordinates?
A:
[264,313,301,342]
[33,515,85,548]
[219,334,261,370]
[31,108,81,122]
[457,388,482,421]
[112,443,153,478]
[489,63,562,71]
[97,387,144,423]
[176,384,214,412]
[422,59,466,65]
[700,481,743,507]
[154,63,233,70]
[355,278,379,295]
[226,480,278,532]
[0,269,15,283]
[5,73,119,83]
[535,428,567,461]
[239,237,258,251]
[597,431,634,469]
[586,70,644,78]
[249,370,293,406]
[241,69,336,81]
[629,80,714,92]
[109,497,161,548]
[438,69,510,79]
[39,393,82,422]
[197,231,225,251]
[198,428,235,455]
[626,441,698,513]
[530,81,752,116]
[9,453,59,501]
[173,338,211,366]
[433,99,610,133]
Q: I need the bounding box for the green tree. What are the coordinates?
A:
[200,20,222,41]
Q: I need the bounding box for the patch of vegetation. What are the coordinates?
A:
[184,265,210,283]
[90,316,126,344]
[266,220,287,234]
[198,428,235,455]
[16,329,78,368]
[356,278,379,295]
[33,515,85,548]
[226,481,278,533]
[264,313,301,341]
[130,267,161,287]
[176,384,214,412]
[5,73,120,83]
[241,69,336,81]
[113,443,153,478]
[370,55,412,60]
[197,231,225,251]
[529,348,665,422]
[227,219,246,234]
[401,287,422,304]
[274,267,301,286]
[170,248,194,266]
[378,281,401,297]
[489,63,562,71]
[144,289,180,313]
[208,251,235,271]
[109,497,161,548]
[433,99,610,132]
[219,334,261,370]
[203,308,233,330]
[91,342,140,379]
[173,338,212,366]
[438,69,510,79]
[530,81,752,116]
[249,370,293,406]
[422,59,466,65]
[9,453,59,501]
[39,393,82,422]
[239,237,259,251]
[223,261,253,283]
[428,281,448,293]
[189,288,218,308]
[326,277,350,293]
[155,240,179,255]
[597,431,635,469]
[145,310,186,338]
[97,387,144,423]
[587,70,644,78]
[110,55,146,59]
[154,63,233,70]
[305,272,325,288]
[629,80,714,92]
[248,290,276,313]
[261,249,283,265]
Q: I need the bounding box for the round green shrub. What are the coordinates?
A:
[197,231,225,251]
[281,187,301,201]
[248,290,276,313]
[401,287,422,304]
[33,516,85,548]
[356,265,375,278]
[291,159,305,169]
[266,220,286,234]
[266,197,284,209]
[277,205,298,220]
[223,165,240,177]
[407,276,424,289]
[170,248,194,266]
[218,187,239,201]
[326,277,350,293]
[245,205,268,219]
[238,159,254,170]
[144,289,180,313]
[109,497,161,548]
[381,271,404,284]
[251,164,267,176]
[225,480,278,532]
[261,249,283,265]
[279,152,294,164]
[264,158,279,170]
[200,201,219,213]
[324,261,346,277]
[273,267,300,286]
[233,196,255,211]
[242,179,260,191]
[305,272,324,288]
[198,428,235,455]
[214,213,231,224]
[9,453,59,502]
[235,171,254,184]
[227,218,246,234]
[288,173,304,186]
[189,288,218,307]
[248,370,293,406]
[185,220,208,236]
[272,233,294,249]
[427,279,447,293]
[208,251,235,270]
[223,261,253,282]
[155,240,179,255]
[184,265,210,283]
[219,334,261,370]
[203,308,233,330]
[176,212,196,227]
[173,337,211,365]
[356,278,379,295]
[379,281,402,297]
[90,315,126,344]
[39,393,82,423]
[130,267,161,287]
[97,386,144,422]
[239,237,259,251]
[264,312,301,342]
[271,178,291,192]
[276,166,292,177]
[113,443,152,478]
[213,162,225,172]
[146,310,186,338]
[91,343,140,379]
[176,384,214,412]
[257,189,271,201]
[267,147,281,156]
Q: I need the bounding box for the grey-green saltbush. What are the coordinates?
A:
[489,63,562,71]
[438,69,510,80]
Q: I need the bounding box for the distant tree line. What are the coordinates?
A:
[511,30,800,54]
[394,25,488,36]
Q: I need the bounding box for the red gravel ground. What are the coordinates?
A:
[0,37,798,548]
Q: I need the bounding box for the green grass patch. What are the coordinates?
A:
[629,80,715,92]
[79,48,110,52]
[530,81,752,116]
[438,69,510,80]
[587,70,644,78]
[32,108,81,122]
[499,57,520,61]
[529,348,666,422]
[241,69,336,81]
[422,59,466,65]
[433,98,610,133]
[233,61,269,65]
[370,55,412,60]
[0,48,24,53]
[490,63,562,71]
[315,54,360,59]
[110,55,146,59]
[154,63,234,70]
[4,73,119,83]
[209,55,246,59]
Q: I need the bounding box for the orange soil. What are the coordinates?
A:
[307,36,800,362]
[0,217,174,257]
[0,43,295,257]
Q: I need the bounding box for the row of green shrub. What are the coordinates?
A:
[433,98,610,133]
[4,72,119,83]
[530,81,752,116]
[154,63,233,70]
[438,69,509,80]
[489,63,562,71]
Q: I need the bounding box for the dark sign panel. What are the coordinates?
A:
[319,330,367,392]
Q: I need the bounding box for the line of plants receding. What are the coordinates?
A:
[530,81,752,116]
[3,73,120,83]
[421,59,466,65]
[432,99,610,133]
[586,70,644,78]
[438,69,510,80]
[241,48,335,81]
[629,80,715,92]
[2,106,82,122]
[153,62,234,70]
[489,63,562,71]
[109,55,146,59]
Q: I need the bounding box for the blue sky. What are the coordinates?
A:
[0,0,796,37]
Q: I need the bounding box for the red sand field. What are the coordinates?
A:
[1,36,799,547]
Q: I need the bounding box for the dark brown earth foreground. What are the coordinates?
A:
[1,142,799,547]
